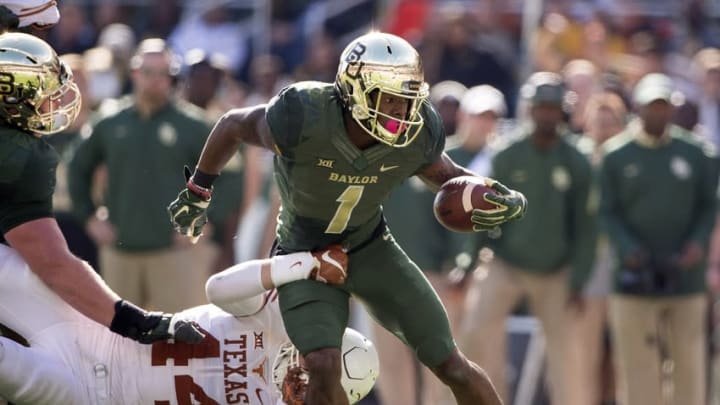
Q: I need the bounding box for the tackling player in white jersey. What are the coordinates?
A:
[0,244,378,405]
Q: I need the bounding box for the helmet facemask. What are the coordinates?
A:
[350,80,428,147]
[272,341,303,391]
[272,342,309,404]
[27,62,81,135]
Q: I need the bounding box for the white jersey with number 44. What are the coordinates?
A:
[0,244,288,405]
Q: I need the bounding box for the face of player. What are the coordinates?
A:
[37,85,77,112]
[34,79,81,135]
[371,91,410,133]
[280,359,309,404]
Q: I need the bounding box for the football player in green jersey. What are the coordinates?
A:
[0,32,203,345]
[169,31,527,405]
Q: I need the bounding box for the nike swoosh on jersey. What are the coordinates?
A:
[379,164,400,172]
[290,260,302,269]
[255,388,265,405]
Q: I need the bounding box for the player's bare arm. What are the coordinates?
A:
[0,33,204,345]
[0,245,375,404]
[5,218,204,344]
[196,104,276,175]
[4,218,119,326]
[168,104,279,240]
[417,152,477,192]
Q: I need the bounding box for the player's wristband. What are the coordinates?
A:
[186,179,213,201]
[191,167,218,189]
[186,167,216,201]
[109,300,148,339]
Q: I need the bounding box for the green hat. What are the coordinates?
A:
[521,71,565,105]
[633,73,674,106]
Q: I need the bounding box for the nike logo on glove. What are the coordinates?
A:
[173,205,190,217]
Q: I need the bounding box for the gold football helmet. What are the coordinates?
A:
[0,32,80,135]
[336,32,429,147]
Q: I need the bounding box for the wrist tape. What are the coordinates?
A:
[109,300,148,338]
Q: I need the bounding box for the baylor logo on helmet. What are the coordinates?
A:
[0,72,15,96]
[344,43,366,79]
[344,42,366,63]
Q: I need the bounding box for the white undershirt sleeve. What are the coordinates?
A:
[205,252,316,317]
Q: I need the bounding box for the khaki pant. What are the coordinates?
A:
[609,294,707,405]
[712,339,720,405]
[100,242,216,312]
[458,257,590,405]
[566,296,607,405]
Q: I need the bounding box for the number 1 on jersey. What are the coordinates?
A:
[325,185,364,234]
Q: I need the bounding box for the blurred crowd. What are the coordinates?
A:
[25,0,720,404]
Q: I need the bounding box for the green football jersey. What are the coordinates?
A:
[265,82,445,251]
[0,127,58,244]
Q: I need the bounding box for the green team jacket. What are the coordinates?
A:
[68,98,214,252]
[600,122,718,295]
[462,130,598,292]
[0,127,58,244]
[265,81,445,252]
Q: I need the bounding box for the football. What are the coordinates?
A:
[433,176,497,233]
[310,244,348,285]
